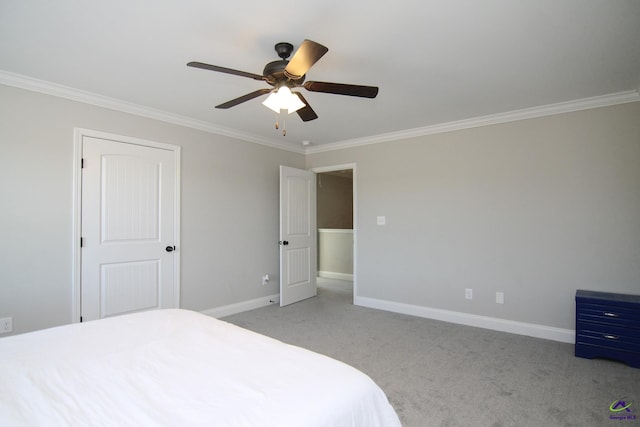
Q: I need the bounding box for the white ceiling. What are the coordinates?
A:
[1,0,639,151]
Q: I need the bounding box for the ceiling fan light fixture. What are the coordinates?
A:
[188,39,378,125]
[262,86,305,114]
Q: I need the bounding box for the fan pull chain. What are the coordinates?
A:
[273,112,286,136]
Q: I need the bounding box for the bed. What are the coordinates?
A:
[0,309,401,426]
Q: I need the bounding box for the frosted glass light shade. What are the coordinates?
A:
[261,92,282,113]
[262,86,305,114]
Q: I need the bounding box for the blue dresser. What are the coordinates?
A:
[575,290,640,368]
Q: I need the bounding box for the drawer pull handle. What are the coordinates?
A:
[603,334,619,340]
[603,312,619,317]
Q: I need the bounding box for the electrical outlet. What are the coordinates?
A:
[465,288,473,300]
[262,274,270,286]
[0,317,12,334]
[496,292,504,304]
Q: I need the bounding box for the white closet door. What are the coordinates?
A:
[81,136,178,321]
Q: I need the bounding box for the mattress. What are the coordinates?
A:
[0,309,401,426]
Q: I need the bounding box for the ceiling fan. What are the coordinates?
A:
[187,39,379,124]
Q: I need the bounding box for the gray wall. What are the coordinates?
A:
[317,172,353,229]
[307,102,640,330]
[2,82,639,335]
[0,84,304,335]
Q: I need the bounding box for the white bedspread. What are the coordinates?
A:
[0,309,401,426]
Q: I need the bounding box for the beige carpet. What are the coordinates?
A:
[223,279,639,427]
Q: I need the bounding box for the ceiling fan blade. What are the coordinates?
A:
[284,40,328,80]
[293,92,318,121]
[303,81,378,98]
[215,88,272,109]
[187,61,266,81]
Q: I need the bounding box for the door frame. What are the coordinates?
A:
[71,128,181,323]
[310,163,357,303]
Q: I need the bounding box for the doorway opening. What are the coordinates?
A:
[313,164,355,303]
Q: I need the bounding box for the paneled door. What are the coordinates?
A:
[279,165,317,306]
[79,133,179,321]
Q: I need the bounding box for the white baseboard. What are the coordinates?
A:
[201,293,575,344]
[201,294,280,319]
[355,296,575,343]
[318,271,354,281]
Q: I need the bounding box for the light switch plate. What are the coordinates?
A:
[377,216,386,225]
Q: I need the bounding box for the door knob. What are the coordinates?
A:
[279,240,289,246]
[166,246,175,252]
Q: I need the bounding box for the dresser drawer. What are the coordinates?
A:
[577,323,640,352]
[577,303,640,328]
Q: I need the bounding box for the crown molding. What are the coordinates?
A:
[2,70,637,157]
[0,70,305,154]
[305,90,640,154]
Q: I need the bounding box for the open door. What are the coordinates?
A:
[279,165,317,306]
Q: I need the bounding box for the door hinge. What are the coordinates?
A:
[80,237,85,247]
[80,316,83,323]
[81,158,85,168]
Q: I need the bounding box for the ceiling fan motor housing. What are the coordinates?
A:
[263,59,305,86]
